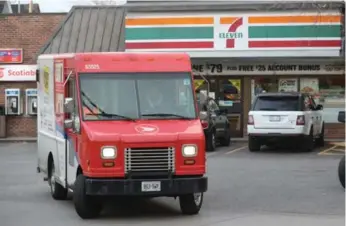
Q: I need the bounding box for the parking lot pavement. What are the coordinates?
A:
[0,142,344,226]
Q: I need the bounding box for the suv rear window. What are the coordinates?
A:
[253,96,300,111]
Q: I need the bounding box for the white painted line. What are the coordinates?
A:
[225,146,247,155]
[318,145,338,155]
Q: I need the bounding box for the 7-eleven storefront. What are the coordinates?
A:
[125,12,345,139]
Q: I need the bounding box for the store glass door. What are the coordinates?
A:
[217,78,243,137]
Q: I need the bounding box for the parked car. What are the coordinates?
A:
[198,97,231,152]
[337,111,345,188]
[247,92,324,152]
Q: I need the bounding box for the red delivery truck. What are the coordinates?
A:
[36,52,208,219]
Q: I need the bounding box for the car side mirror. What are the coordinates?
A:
[338,111,345,123]
[199,111,208,120]
[316,104,323,111]
[64,97,74,113]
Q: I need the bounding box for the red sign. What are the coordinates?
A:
[0,49,23,64]
[0,65,36,81]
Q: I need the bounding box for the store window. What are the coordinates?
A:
[318,77,345,123]
[300,77,345,123]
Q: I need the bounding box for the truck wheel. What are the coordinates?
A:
[248,136,261,152]
[179,192,203,215]
[300,129,314,152]
[338,156,345,188]
[49,161,68,200]
[206,131,216,152]
[73,174,102,219]
[219,127,231,146]
[316,124,325,147]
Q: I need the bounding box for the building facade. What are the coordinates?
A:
[0,13,65,137]
[125,2,345,138]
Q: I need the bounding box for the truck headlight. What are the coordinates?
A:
[182,145,197,157]
[101,146,117,159]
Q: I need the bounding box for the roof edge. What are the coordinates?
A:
[124,1,344,13]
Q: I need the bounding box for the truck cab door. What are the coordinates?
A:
[65,77,80,187]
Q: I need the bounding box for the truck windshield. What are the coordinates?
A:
[79,73,196,120]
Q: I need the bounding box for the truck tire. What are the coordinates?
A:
[49,161,68,200]
[248,136,261,152]
[219,127,231,146]
[179,192,203,215]
[338,156,345,188]
[206,130,216,152]
[73,174,102,219]
[300,129,314,152]
[316,124,325,147]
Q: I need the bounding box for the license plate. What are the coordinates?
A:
[141,181,161,192]
[269,116,281,122]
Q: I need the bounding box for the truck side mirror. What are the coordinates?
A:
[64,98,74,113]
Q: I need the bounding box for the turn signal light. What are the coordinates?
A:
[248,115,254,125]
[102,162,115,167]
[296,115,305,125]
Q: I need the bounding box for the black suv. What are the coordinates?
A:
[198,96,231,152]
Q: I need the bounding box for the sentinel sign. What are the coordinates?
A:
[0,65,37,81]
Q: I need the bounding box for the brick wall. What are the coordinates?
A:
[0,13,66,137]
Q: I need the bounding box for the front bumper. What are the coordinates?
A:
[85,176,208,196]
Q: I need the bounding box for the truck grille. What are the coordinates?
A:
[124,147,175,176]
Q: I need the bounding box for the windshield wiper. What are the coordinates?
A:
[91,113,136,121]
[259,108,277,111]
[141,113,194,119]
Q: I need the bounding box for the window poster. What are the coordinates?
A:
[300,78,319,100]
[278,78,298,92]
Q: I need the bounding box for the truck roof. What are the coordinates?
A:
[38,52,190,60]
[37,52,192,73]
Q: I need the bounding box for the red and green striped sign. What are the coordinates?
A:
[126,17,215,49]
[247,15,342,48]
[125,14,342,50]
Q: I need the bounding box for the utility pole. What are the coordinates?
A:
[17,0,21,13]
[29,0,33,13]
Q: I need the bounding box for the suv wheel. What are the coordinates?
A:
[301,129,314,152]
[316,124,325,147]
[338,156,345,188]
[249,136,261,152]
[206,130,216,152]
[220,127,231,146]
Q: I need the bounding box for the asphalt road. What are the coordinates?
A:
[0,142,344,226]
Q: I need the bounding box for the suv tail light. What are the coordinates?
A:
[296,115,305,125]
[248,115,254,125]
[201,120,209,129]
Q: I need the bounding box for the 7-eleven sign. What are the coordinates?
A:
[216,17,246,50]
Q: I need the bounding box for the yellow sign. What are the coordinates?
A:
[193,79,205,90]
[43,66,49,94]
[228,79,241,93]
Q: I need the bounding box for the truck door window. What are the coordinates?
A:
[67,78,79,119]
